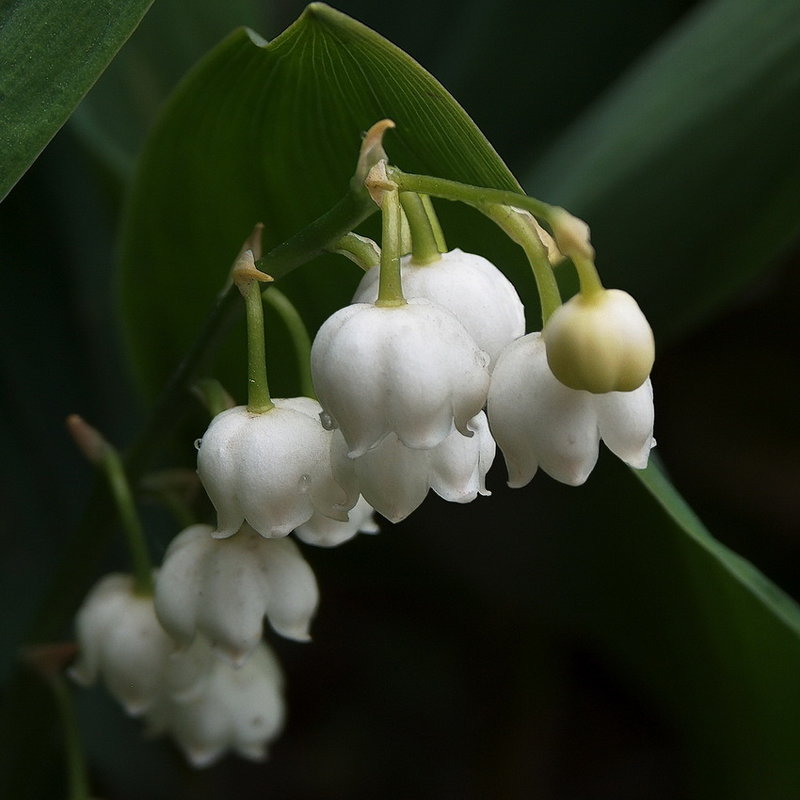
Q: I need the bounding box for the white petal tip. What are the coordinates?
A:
[186,747,222,769]
[66,666,92,687]
[238,745,269,763]
[274,624,312,643]
[121,698,148,717]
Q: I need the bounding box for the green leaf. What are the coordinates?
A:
[0,0,154,201]
[118,3,527,401]
[525,0,800,342]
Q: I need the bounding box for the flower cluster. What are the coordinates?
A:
[70,570,288,766]
[68,136,656,770]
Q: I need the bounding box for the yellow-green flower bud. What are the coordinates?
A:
[543,289,655,393]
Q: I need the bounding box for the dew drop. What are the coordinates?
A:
[194,438,203,451]
[319,411,337,431]
[297,474,311,494]
[476,350,491,369]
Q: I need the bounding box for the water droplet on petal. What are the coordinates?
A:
[319,411,337,431]
[476,350,491,369]
[194,438,202,451]
[297,474,311,493]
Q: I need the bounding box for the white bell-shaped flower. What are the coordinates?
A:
[145,641,285,768]
[154,523,318,664]
[294,495,379,547]
[70,573,208,715]
[331,412,495,523]
[196,396,355,539]
[487,332,654,486]
[351,249,525,367]
[311,298,491,458]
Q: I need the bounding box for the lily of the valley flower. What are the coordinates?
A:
[331,412,495,523]
[543,289,655,393]
[154,523,319,664]
[311,298,491,457]
[294,495,379,547]
[70,573,209,715]
[351,249,525,367]
[488,332,654,486]
[196,397,354,539]
[145,641,285,768]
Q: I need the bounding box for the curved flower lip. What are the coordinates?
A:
[351,249,525,367]
[330,412,495,523]
[488,332,654,487]
[196,398,354,539]
[294,495,379,548]
[311,298,491,458]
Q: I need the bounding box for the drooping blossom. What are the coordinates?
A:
[488,332,654,486]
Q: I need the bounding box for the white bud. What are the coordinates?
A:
[543,289,655,393]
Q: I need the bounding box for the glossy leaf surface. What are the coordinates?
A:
[0,0,153,200]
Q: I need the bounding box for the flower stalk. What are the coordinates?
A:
[376,184,406,307]
[399,192,441,265]
[67,415,154,596]
[386,166,557,227]
[23,644,91,800]
[329,232,381,270]
[262,287,315,399]
[233,251,275,414]
[420,194,447,252]
[482,203,562,324]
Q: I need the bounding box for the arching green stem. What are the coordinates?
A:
[386,166,557,225]
[67,414,154,596]
[420,194,447,252]
[263,287,315,399]
[399,192,441,265]
[573,253,605,299]
[192,378,235,418]
[376,188,406,307]
[482,203,562,324]
[103,443,154,595]
[329,231,381,270]
[51,674,91,800]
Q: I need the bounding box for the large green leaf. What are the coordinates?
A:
[118,3,528,400]
[525,0,800,342]
[118,4,800,795]
[0,0,154,201]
